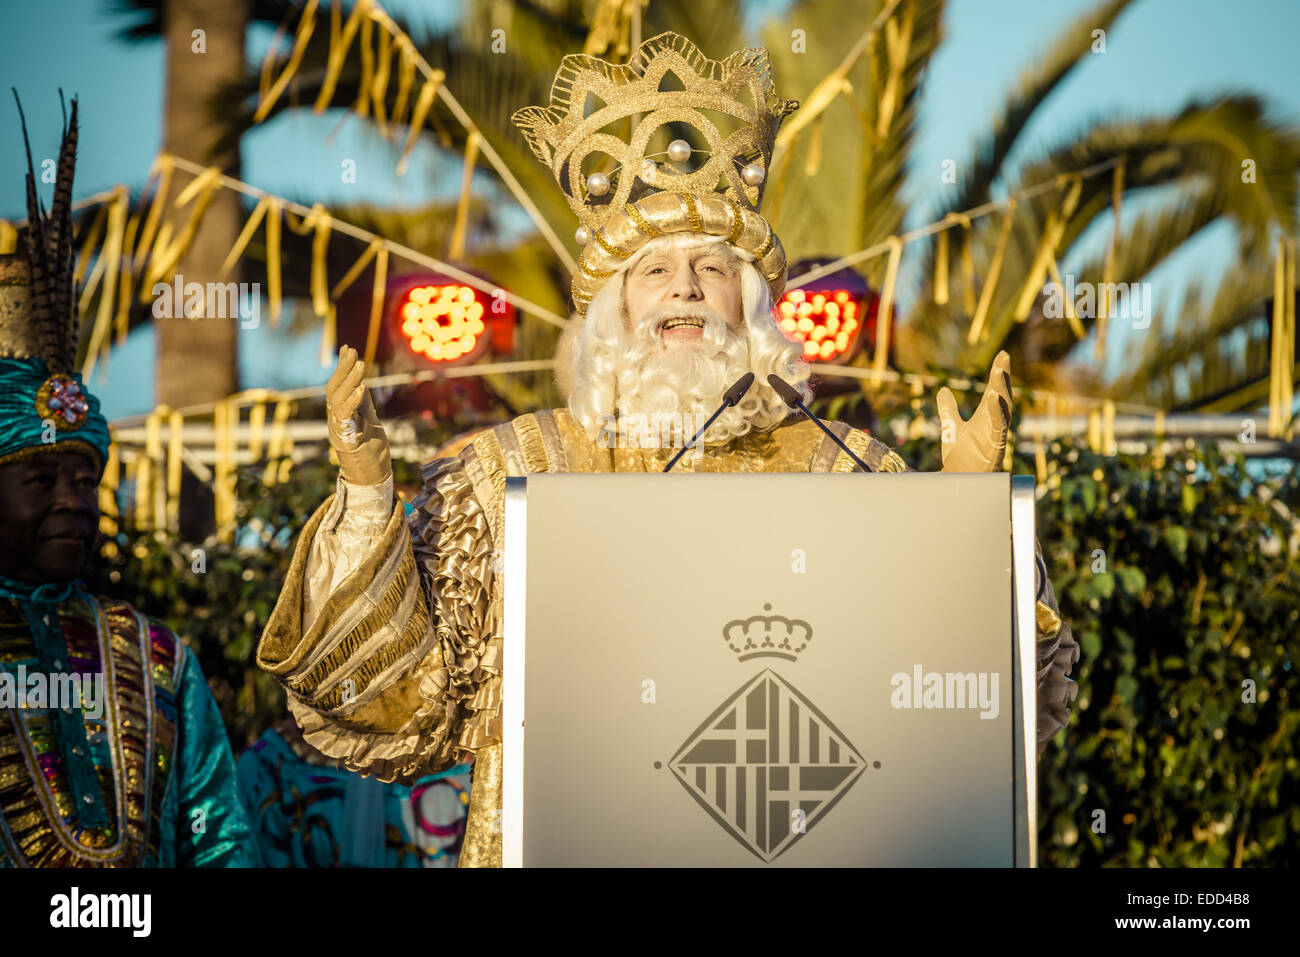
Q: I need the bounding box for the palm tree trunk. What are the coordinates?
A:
[156,0,250,407]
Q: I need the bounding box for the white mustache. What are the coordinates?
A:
[636,302,728,340]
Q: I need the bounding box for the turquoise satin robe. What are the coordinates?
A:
[0,575,257,867]
[237,720,472,867]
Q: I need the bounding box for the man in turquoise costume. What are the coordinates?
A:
[0,95,256,867]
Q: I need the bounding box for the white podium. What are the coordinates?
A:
[501,472,1039,866]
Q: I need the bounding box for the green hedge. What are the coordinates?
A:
[91,429,1300,866]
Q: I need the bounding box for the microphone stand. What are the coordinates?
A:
[766,373,872,472]
[663,372,755,473]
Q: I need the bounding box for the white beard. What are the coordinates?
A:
[608,301,757,448]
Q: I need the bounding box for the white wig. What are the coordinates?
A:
[567,232,812,447]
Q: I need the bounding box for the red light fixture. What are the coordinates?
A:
[777,288,862,362]
[775,260,876,364]
[397,282,493,363]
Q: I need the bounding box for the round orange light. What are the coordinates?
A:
[397,283,490,363]
[775,287,865,362]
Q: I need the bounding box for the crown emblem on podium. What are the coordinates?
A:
[723,604,812,662]
[511,32,799,237]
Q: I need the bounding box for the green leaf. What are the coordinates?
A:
[1182,483,1198,515]
[1116,566,1147,595]
[1164,526,1189,559]
[1089,572,1116,600]
[1116,675,1139,703]
[1081,630,1102,659]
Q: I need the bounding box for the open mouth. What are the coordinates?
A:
[659,317,706,333]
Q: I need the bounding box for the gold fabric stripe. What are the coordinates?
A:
[624,203,660,237]
[494,417,527,474]
[312,591,430,713]
[591,230,630,260]
[878,448,910,473]
[577,254,614,281]
[293,547,417,697]
[851,429,882,469]
[810,422,847,472]
[680,193,702,232]
[754,226,776,261]
[532,409,569,472]
[512,415,551,473]
[725,197,744,245]
[459,742,502,868]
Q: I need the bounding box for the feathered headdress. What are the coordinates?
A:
[0,91,110,472]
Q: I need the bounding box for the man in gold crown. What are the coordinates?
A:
[258,33,1080,867]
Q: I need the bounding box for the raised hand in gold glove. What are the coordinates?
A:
[326,345,391,486]
[935,350,1013,473]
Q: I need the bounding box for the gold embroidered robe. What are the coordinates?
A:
[256,408,1079,867]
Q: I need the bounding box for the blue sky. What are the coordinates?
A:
[2,0,1297,417]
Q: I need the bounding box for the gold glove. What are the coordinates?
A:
[936,350,1012,473]
[326,345,392,486]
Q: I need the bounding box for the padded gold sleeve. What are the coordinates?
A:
[257,455,497,784]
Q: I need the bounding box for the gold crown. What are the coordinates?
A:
[511,32,799,314]
[723,604,812,663]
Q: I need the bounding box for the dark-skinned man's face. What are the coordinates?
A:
[0,450,100,584]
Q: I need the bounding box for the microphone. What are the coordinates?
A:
[766,373,872,472]
[663,372,755,473]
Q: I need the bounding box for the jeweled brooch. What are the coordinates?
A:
[35,374,90,430]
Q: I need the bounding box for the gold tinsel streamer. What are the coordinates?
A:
[1152,409,1166,469]
[1102,398,1117,456]
[875,0,914,140]
[1269,237,1284,437]
[73,203,109,286]
[286,203,333,318]
[142,165,222,297]
[1013,176,1081,321]
[363,246,389,366]
[219,196,270,277]
[98,439,120,541]
[262,399,294,487]
[133,157,174,302]
[82,186,128,381]
[370,18,394,134]
[1097,160,1125,361]
[141,406,169,530]
[933,223,949,306]
[247,398,267,462]
[1269,237,1296,438]
[870,236,903,380]
[114,209,142,346]
[316,0,370,112]
[1033,412,1047,484]
[955,213,975,317]
[213,400,238,542]
[356,9,374,119]
[804,115,823,178]
[1288,238,1297,438]
[167,409,184,530]
[397,72,443,177]
[1047,255,1087,341]
[967,197,1016,344]
[449,130,481,261]
[253,0,320,123]
[390,34,417,130]
[266,198,284,324]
